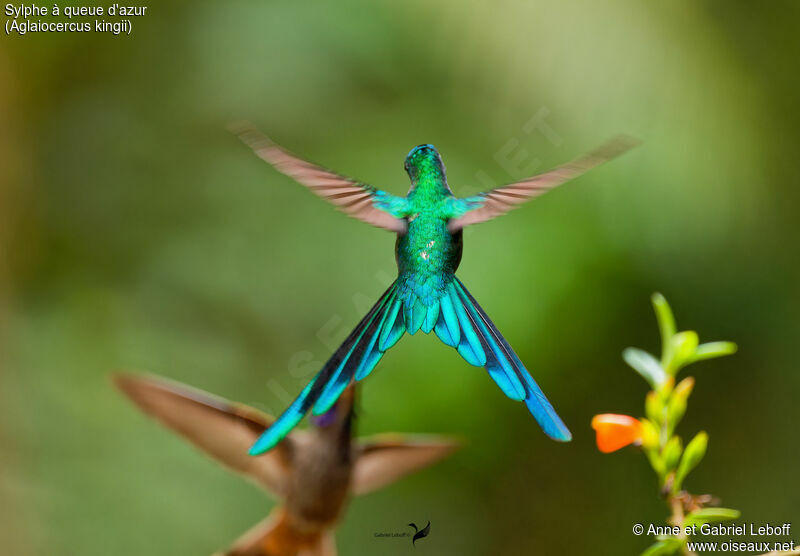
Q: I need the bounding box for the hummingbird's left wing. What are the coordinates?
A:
[447,135,639,231]
[114,374,292,497]
[233,124,408,233]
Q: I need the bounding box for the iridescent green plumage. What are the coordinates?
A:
[397,146,462,333]
[234,127,638,455]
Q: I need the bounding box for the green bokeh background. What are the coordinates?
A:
[2,1,798,554]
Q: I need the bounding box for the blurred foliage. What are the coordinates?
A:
[593,294,740,555]
[1,1,799,554]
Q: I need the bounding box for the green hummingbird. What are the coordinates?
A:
[233,125,637,454]
[115,375,459,556]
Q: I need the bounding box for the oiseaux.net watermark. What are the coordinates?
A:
[632,522,796,553]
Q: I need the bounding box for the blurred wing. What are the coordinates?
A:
[351,434,461,495]
[448,135,640,231]
[220,509,337,556]
[114,374,291,496]
[218,512,281,556]
[232,123,408,233]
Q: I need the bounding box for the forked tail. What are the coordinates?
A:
[250,275,570,456]
[433,277,572,441]
[250,280,406,455]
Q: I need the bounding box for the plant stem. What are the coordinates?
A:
[668,495,693,555]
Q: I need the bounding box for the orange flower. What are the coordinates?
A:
[591,414,643,453]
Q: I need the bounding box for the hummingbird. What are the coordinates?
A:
[233,125,638,455]
[115,374,459,556]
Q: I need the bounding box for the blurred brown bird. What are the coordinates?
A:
[114,374,460,556]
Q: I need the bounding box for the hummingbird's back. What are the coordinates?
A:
[396,212,462,306]
[396,145,462,310]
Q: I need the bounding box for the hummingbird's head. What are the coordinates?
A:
[404,144,447,190]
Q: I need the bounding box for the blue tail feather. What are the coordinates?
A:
[521,372,573,442]
[378,297,404,351]
[249,378,317,455]
[354,293,396,381]
[249,282,402,456]
[449,284,487,367]
[434,294,460,346]
[435,278,571,442]
[312,291,394,415]
[405,297,427,335]
[355,348,384,382]
[421,299,440,334]
[434,317,455,346]
[453,281,526,401]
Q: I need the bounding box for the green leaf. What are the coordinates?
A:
[687,341,738,364]
[663,436,683,472]
[652,293,677,365]
[646,448,665,476]
[641,537,683,556]
[675,431,708,490]
[673,376,695,399]
[640,419,660,449]
[646,391,663,424]
[683,508,741,528]
[670,331,699,370]
[624,347,668,389]
[667,377,695,428]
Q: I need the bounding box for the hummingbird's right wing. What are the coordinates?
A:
[351,434,461,495]
[232,124,408,233]
[114,374,292,497]
[447,135,639,231]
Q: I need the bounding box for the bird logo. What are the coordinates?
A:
[408,521,431,547]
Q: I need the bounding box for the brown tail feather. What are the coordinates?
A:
[220,508,336,556]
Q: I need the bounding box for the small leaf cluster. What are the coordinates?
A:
[625,294,735,493]
[620,294,738,555]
